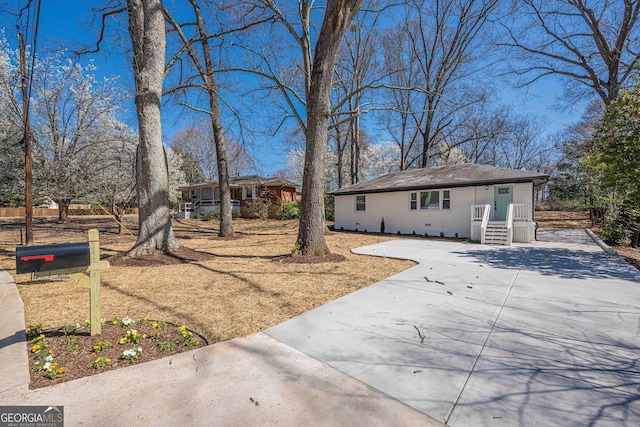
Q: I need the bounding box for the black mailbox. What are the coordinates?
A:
[16,242,91,274]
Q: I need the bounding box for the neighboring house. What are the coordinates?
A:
[178,175,302,219]
[332,164,549,245]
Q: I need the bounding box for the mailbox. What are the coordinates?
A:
[16,242,91,274]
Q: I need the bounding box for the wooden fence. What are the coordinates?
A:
[0,208,59,218]
[0,208,138,218]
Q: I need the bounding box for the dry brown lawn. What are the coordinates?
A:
[0,216,415,343]
[535,210,592,229]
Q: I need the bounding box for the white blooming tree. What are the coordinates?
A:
[0,35,29,206]
[28,53,128,222]
[166,146,187,206]
[89,121,138,232]
[359,141,401,181]
[0,50,24,205]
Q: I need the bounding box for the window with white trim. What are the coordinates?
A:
[230,188,239,200]
[410,189,451,210]
[420,190,440,210]
[244,186,254,199]
[410,192,417,210]
[356,195,366,211]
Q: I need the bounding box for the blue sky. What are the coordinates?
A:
[3,0,583,177]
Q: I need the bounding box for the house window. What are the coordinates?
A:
[230,188,239,200]
[443,190,451,210]
[244,186,254,199]
[356,195,366,211]
[410,192,417,210]
[420,191,439,210]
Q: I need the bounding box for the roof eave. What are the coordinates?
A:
[332,175,550,196]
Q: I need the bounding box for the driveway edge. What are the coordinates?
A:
[585,229,619,256]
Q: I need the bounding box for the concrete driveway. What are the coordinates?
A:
[267,229,640,426]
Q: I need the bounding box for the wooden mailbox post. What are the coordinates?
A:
[16,229,109,336]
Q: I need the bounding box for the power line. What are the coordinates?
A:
[26,0,41,109]
[16,0,42,246]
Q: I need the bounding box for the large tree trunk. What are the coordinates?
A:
[127,0,179,256]
[165,0,234,237]
[191,0,234,237]
[56,198,71,223]
[296,0,364,256]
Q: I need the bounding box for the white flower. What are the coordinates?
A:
[45,355,53,362]
[122,316,134,326]
[123,349,135,357]
[137,347,142,353]
[43,362,51,370]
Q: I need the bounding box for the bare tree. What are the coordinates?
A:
[296,0,364,256]
[453,103,553,170]
[127,0,179,255]
[379,27,423,170]
[454,103,509,165]
[170,126,216,181]
[332,6,383,185]
[500,0,640,105]
[230,0,363,254]
[382,0,499,169]
[163,0,264,237]
[170,122,253,182]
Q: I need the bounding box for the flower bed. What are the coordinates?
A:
[27,317,206,389]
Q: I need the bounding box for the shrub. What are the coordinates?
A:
[380,218,385,234]
[602,212,632,246]
[324,194,335,221]
[232,208,240,219]
[195,212,215,221]
[247,188,278,220]
[281,200,301,220]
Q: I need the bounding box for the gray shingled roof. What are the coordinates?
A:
[179,175,301,191]
[332,164,549,196]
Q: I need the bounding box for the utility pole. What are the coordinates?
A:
[19,33,33,245]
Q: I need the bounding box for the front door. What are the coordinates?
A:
[494,185,513,221]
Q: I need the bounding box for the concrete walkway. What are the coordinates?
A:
[0,268,437,426]
[267,229,640,426]
[2,229,640,426]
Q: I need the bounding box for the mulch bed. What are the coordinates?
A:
[108,246,216,267]
[27,320,206,389]
[271,253,346,264]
